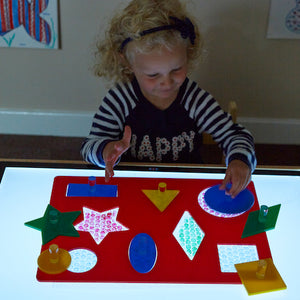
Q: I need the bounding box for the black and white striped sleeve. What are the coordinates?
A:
[80,83,137,167]
[181,81,257,172]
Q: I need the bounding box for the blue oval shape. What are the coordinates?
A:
[204,184,254,214]
[129,233,157,274]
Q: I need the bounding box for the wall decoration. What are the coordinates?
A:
[0,0,59,48]
[267,0,300,39]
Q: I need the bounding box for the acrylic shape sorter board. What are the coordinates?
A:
[36,176,272,283]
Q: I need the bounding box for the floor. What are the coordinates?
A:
[0,134,299,166]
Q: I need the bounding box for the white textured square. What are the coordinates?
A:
[217,244,259,273]
[173,211,205,260]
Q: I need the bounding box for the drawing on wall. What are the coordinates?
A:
[267,0,300,39]
[0,0,59,48]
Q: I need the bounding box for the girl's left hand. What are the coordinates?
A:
[219,159,252,198]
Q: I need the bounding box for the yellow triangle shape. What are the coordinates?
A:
[142,183,179,212]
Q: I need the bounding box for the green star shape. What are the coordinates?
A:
[25,204,81,245]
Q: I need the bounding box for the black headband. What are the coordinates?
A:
[119,16,196,51]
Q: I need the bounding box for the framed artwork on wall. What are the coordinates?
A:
[0,0,59,49]
[267,0,300,39]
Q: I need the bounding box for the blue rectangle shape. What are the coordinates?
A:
[67,184,118,197]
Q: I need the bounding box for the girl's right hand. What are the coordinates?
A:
[102,126,132,182]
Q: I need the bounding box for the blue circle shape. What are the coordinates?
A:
[204,184,254,214]
[129,233,157,274]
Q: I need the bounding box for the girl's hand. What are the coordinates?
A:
[219,159,252,198]
[102,126,132,182]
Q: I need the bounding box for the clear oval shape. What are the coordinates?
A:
[68,249,97,273]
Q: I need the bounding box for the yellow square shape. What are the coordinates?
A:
[235,258,287,295]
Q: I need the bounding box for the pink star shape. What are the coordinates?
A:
[75,207,129,244]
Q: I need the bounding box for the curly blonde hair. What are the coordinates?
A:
[94,0,203,84]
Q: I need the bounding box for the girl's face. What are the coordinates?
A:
[129,44,188,109]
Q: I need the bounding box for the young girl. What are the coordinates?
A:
[81,0,256,198]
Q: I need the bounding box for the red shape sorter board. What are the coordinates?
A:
[37,176,272,283]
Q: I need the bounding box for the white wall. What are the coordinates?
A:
[0,0,299,144]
